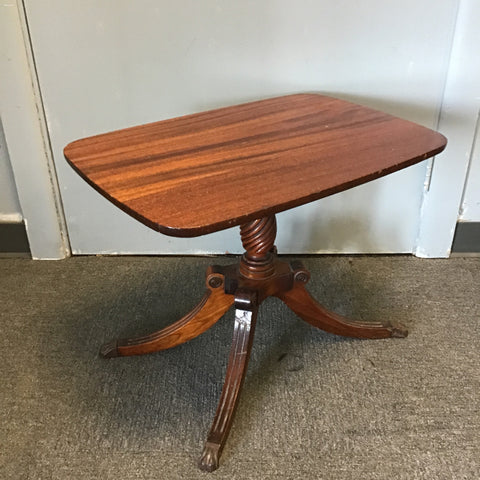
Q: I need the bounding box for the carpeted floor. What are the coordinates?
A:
[0,255,479,480]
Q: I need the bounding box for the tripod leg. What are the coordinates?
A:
[101,286,234,357]
[278,281,407,339]
[199,291,258,472]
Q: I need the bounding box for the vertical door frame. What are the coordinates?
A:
[0,0,69,259]
[415,0,479,258]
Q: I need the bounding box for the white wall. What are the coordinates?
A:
[0,1,68,259]
[4,0,474,257]
[23,0,458,256]
[460,124,480,222]
[450,0,480,224]
[0,119,22,222]
[415,0,480,258]
[456,0,480,224]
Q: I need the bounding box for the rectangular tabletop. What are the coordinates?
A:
[64,94,446,237]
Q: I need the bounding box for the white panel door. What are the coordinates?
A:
[461,132,480,222]
[23,0,458,254]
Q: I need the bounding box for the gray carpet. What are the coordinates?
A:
[1,255,479,479]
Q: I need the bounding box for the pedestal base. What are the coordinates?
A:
[100,256,406,471]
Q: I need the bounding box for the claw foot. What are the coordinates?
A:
[199,442,220,472]
[389,323,408,338]
[99,340,119,358]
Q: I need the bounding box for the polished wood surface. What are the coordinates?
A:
[199,291,259,472]
[277,280,407,339]
[64,94,446,237]
[100,282,234,358]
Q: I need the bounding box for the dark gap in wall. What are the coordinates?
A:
[0,222,31,256]
[452,222,480,253]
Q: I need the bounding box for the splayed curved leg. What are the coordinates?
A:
[278,280,407,339]
[199,291,258,472]
[100,284,234,358]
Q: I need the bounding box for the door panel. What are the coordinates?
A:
[24,0,458,254]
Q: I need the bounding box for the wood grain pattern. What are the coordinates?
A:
[199,292,259,472]
[63,94,447,237]
[100,286,234,357]
[278,280,407,339]
[239,215,277,279]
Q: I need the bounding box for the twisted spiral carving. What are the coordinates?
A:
[239,216,276,279]
[240,216,276,257]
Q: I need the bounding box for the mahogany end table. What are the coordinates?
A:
[64,94,447,471]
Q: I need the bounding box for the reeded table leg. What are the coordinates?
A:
[101,282,234,358]
[199,291,258,472]
[278,279,408,339]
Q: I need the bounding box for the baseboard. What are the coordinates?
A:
[451,222,480,254]
[0,222,30,256]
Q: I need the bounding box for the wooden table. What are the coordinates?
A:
[64,94,447,471]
